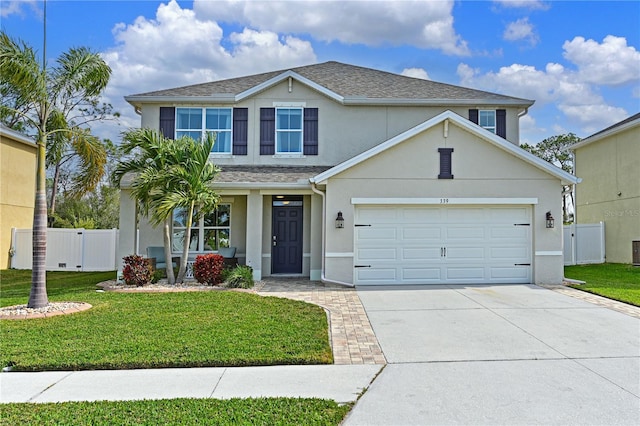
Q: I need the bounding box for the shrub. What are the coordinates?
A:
[224,265,254,289]
[193,254,224,285]
[122,255,153,286]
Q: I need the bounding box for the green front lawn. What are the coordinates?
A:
[565,263,640,306]
[0,270,332,371]
[0,398,352,426]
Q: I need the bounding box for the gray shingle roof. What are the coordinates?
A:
[215,165,332,184]
[126,61,532,105]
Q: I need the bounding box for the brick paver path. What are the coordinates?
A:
[541,283,640,319]
[256,278,386,365]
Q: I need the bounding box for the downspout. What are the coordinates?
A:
[311,182,355,288]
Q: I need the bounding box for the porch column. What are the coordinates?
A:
[117,189,137,281]
[310,193,323,280]
[245,190,263,280]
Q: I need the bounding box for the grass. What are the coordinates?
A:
[0,398,352,426]
[0,270,332,371]
[565,263,640,306]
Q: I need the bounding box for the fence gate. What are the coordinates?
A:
[563,222,605,265]
[10,228,118,271]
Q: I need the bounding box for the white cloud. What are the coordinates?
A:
[493,0,550,10]
[0,0,39,18]
[563,35,640,86]
[456,60,629,137]
[194,0,470,56]
[98,0,316,141]
[401,68,430,80]
[503,17,538,46]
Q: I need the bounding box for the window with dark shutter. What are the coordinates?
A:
[232,108,248,155]
[496,109,506,139]
[260,108,275,155]
[438,148,454,179]
[468,109,479,124]
[159,107,175,139]
[303,108,318,155]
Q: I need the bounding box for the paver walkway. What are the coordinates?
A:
[256,278,386,365]
[542,283,640,318]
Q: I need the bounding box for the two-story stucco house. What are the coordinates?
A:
[568,113,640,264]
[118,61,578,285]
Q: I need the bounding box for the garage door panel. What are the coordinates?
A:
[402,208,442,222]
[356,267,397,284]
[447,226,485,240]
[402,267,442,281]
[402,227,442,240]
[357,208,398,223]
[357,248,398,261]
[446,267,487,280]
[491,247,530,261]
[489,207,529,222]
[356,227,396,241]
[490,226,529,240]
[489,267,530,280]
[402,248,441,261]
[446,247,485,261]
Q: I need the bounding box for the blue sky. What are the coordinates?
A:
[2,0,639,145]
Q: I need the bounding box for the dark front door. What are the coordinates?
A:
[272,203,303,274]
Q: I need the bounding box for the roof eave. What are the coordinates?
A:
[567,117,640,151]
[124,94,237,108]
[342,98,534,107]
[0,125,37,147]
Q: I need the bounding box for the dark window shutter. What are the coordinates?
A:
[232,108,248,155]
[260,108,275,155]
[159,107,175,139]
[468,109,478,124]
[496,109,506,139]
[438,148,454,179]
[303,108,318,155]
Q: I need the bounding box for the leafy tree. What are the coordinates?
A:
[51,184,119,229]
[0,32,111,308]
[521,133,581,222]
[113,130,219,283]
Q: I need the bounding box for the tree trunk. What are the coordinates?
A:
[28,138,49,308]
[163,217,175,285]
[176,201,195,283]
[49,162,61,217]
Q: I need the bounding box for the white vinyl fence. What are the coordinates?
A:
[563,222,605,265]
[10,228,119,271]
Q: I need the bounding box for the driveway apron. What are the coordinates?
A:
[345,284,640,425]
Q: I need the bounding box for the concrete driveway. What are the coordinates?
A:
[344,284,640,425]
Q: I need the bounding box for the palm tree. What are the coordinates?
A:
[113,130,219,283]
[113,128,178,284]
[0,32,111,308]
[154,133,219,282]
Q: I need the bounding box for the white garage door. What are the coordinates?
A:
[354,206,532,285]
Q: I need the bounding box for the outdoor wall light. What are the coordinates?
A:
[335,211,345,228]
[546,211,555,229]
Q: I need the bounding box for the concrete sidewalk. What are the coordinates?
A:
[1,364,382,404]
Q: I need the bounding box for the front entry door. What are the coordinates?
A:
[272,200,303,274]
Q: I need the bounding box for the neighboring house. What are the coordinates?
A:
[568,113,640,264]
[0,125,36,269]
[119,61,578,285]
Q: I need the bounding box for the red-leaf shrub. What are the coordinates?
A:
[193,254,225,285]
[122,254,153,286]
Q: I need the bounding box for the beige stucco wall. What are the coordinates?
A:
[574,125,640,263]
[323,120,564,285]
[0,132,37,269]
[138,78,524,169]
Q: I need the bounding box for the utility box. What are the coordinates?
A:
[633,241,640,266]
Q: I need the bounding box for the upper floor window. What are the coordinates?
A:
[479,110,496,134]
[276,108,303,154]
[172,204,231,253]
[176,107,232,153]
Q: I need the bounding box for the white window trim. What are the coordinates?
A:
[171,203,232,254]
[275,107,304,155]
[175,107,233,154]
[479,109,496,134]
